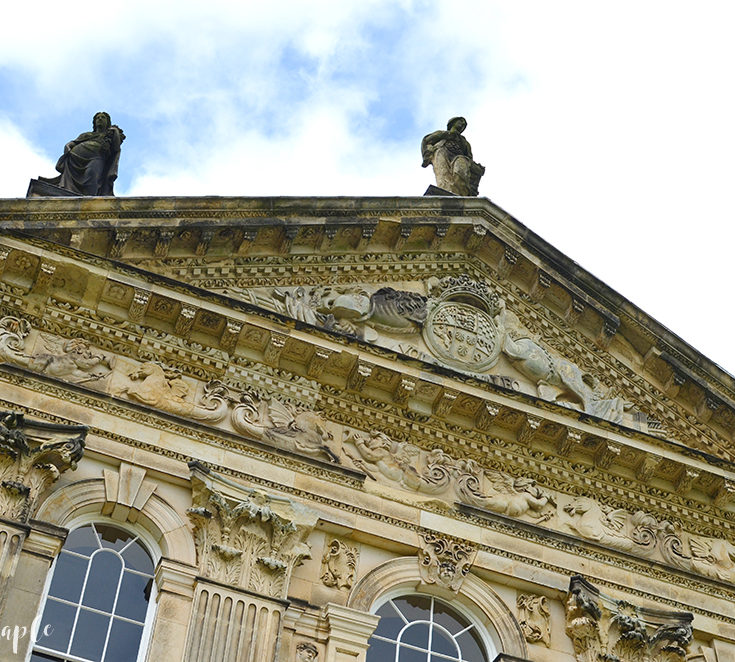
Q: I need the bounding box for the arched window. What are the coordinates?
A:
[367,594,496,662]
[30,523,155,662]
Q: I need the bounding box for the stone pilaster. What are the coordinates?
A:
[322,603,379,662]
[0,518,66,660]
[183,462,318,662]
[146,558,198,662]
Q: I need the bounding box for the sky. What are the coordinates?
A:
[1,1,734,377]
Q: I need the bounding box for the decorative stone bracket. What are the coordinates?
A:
[0,411,86,523]
[565,575,693,662]
[187,461,318,600]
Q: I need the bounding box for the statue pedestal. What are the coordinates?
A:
[26,178,82,198]
[424,185,457,196]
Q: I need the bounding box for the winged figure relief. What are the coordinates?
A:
[231,392,339,463]
[29,335,113,384]
[471,470,555,520]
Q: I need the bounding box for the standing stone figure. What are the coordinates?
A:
[40,112,125,196]
[421,116,485,196]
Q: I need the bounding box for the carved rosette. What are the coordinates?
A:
[417,531,476,592]
[565,576,692,662]
[187,462,318,600]
[0,412,87,523]
[320,538,357,590]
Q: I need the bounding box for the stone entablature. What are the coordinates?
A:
[0,259,730,534]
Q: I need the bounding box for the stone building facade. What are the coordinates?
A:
[0,195,733,661]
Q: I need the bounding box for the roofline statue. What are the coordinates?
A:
[421,116,485,196]
[31,112,125,197]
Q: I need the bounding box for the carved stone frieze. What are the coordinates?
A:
[320,538,357,590]
[562,495,735,584]
[187,462,317,599]
[0,411,86,522]
[565,575,692,662]
[343,428,554,520]
[417,531,476,592]
[517,594,551,647]
[29,334,114,384]
[248,276,641,428]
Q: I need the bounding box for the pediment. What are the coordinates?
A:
[1,197,735,493]
[6,198,735,589]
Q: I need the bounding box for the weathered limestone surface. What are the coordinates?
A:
[0,195,734,661]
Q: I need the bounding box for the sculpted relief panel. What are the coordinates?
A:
[245,275,640,428]
[343,427,735,584]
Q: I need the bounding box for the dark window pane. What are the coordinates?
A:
[121,540,153,575]
[38,598,76,653]
[401,622,430,649]
[398,645,428,662]
[48,552,88,602]
[70,608,109,661]
[430,626,458,658]
[30,653,64,661]
[432,600,470,635]
[105,618,144,662]
[65,526,99,557]
[82,551,122,612]
[95,525,134,552]
[368,636,397,662]
[374,602,405,639]
[392,596,431,624]
[115,571,152,621]
[456,629,486,662]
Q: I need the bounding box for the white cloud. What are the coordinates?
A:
[2,1,735,372]
[0,118,55,198]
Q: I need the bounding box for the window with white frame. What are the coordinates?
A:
[367,594,495,662]
[30,523,155,662]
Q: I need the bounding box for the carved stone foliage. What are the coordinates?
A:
[562,495,735,584]
[517,593,550,647]
[418,531,476,592]
[187,462,317,599]
[0,412,86,522]
[248,276,637,427]
[565,576,692,662]
[320,539,357,590]
[343,429,554,520]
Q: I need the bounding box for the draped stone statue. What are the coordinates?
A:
[421,117,485,196]
[39,112,125,196]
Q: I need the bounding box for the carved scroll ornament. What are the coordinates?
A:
[565,575,692,662]
[517,594,551,647]
[187,462,317,599]
[563,496,735,584]
[320,539,357,590]
[0,412,86,522]
[418,531,476,592]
